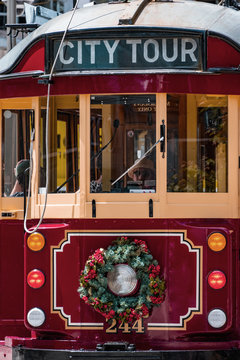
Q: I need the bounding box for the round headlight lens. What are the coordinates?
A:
[107,264,138,296]
[208,309,226,328]
[27,307,45,327]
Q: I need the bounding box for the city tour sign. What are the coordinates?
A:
[51,34,203,72]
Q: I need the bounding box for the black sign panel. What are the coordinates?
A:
[52,35,203,72]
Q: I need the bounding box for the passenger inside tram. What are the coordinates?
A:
[10,159,30,197]
[127,158,155,190]
[2,109,32,197]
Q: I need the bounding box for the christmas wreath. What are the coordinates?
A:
[78,236,165,323]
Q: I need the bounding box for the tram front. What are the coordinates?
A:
[0,0,240,359]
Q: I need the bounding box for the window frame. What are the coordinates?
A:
[36,95,80,219]
[0,97,39,220]
[89,93,159,196]
[0,94,238,220]
[84,94,238,219]
[84,93,165,218]
[164,95,238,219]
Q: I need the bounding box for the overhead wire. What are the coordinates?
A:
[24,0,80,233]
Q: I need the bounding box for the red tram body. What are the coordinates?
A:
[0,0,240,359]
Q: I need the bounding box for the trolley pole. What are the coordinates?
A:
[7,0,16,51]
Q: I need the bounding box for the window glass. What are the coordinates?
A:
[2,109,32,197]
[90,95,156,193]
[167,94,228,192]
[39,96,79,193]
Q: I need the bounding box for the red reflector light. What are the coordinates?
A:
[208,270,226,289]
[27,269,45,289]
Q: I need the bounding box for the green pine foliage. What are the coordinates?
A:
[78,236,166,323]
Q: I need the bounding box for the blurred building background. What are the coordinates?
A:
[0,0,77,57]
[0,0,238,58]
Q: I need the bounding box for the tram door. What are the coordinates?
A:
[167,94,228,193]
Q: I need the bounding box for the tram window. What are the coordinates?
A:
[2,109,32,197]
[90,95,156,193]
[167,94,228,192]
[39,96,79,193]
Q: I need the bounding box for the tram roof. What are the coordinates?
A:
[1,0,240,74]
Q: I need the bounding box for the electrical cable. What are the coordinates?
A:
[24,0,80,233]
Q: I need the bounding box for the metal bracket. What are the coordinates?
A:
[149,199,153,217]
[96,342,135,351]
[118,0,151,25]
[38,79,54,85]
[92,199,96,218]
[160,119,165,158]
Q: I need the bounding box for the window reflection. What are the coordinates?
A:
[90,95,156,193]
[39,96,79,193]
[2,109,32,196]
[167,94,228,192]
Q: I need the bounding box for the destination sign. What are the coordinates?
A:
[52,35,202,72]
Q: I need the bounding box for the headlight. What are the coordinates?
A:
[107,264,138,296]
[27,307,45,327]
[208,309,226,328]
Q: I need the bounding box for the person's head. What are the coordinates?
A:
[15,160,30,186]
[128,158,155,182]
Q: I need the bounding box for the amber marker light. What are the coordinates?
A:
[27,269,45,289]
[208,233,226,252]
[208,270,226,290]
[27,232,45,251]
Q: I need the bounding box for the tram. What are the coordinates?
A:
[0,0,240,358]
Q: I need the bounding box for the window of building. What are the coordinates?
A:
[32,0,75,13]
